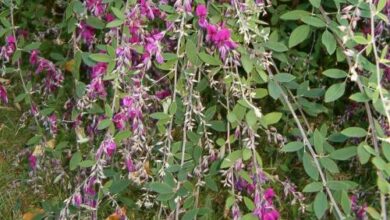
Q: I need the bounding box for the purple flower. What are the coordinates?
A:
[28,154,37,170]
[204,24,237,60]
[0,35,16,62]
[113,111,128,130]
[125,155,136,172]
[155,89,171,100]
[0,83,8,104]
[253,188,280,220]
[91,62,107,79]
[122,96,134,107]
[72,192,83,207]
[84,177,97,196]
[78,22,95,45]
[87,77,107,100]
[196,4,207,17]
[232,203,241,220]
[30,50,39,65]
[31,54,64,92]
[97,138,116,158]
[144,31,165,66]
[47,114,58,136]
[86,0,107,16]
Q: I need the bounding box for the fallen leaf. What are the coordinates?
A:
[106,207,126,220]
[65,59,75,72]
[22,209,43,220]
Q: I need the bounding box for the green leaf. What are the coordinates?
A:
[327,181,353,191]
[110,179,131,194]
[182,209,198,220]
[357,144,371,164]
[340,191,351,215]
[114,130,132,143]
[313,129,324,154]
[86,16,105,29]
[210,120,227,132]
[148,182,174,194]
[260,112,282,127]
[70,151,82,171]
[341,127,367,138]
[309,0,321,8]
[329,147,357,160]
[23,42,41,51]
[303,153,319,180]
[106,19,124,28]
[27,136,42,145]
[322,30,337,55]
[280,10,311,20]
[301,16,326,28]
[319,157,339,174]
[382,142,390,162]
[243,197,255,211]
[150,112,170,120]
[264,41,288,52]
[199,52,222,66]
[79,160,95,168]
[314,192,328,219]
[274,73,296,82]
[221,150,242,168]
[241,54,254,74]
[303,182,323,192]
[289,25,310,48]
[353,35,368,45]
[324,82,345,102]
[111,7,125,20]
[97,119,112,130]
[186,40,201,65]
[366,207,381,220]
[322,69,348,79]
[253,88,268,99]
[268,80,282,100]
[349,92,370,102]
[281,141,304,152]
[89,53,112,63]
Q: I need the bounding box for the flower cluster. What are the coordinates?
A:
[0,36,16,62]
[195,4,237,60]
[30,50,64,93]
[253,188,280,220]
[0,83,8,104]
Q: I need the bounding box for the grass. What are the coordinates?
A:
[0,105,48,219]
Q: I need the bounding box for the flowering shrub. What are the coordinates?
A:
[0,0,390,219]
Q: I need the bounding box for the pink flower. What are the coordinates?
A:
[113,112,127,130]
[84,177,97,196]
[264,188,276,203]
[122,96,134,107]
[78,22,95,45]
[28,154,37,170]
[86,0,107,16]
[196,4,207,17]
[47,114,58,136]
[91,62,107,79]
[144,31,165,65]
[30,50,39,65]
[103,138,116,157]
[125,155,136,172]
[0,83,8,104]
[155,89,171,100]
[96,138,117,158]
[72,192,83,207]
[0,35,16,62]
[87,77,107,100]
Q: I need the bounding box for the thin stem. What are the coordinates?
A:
[319,6,387,218]
[10,0,46,141]
[266,65,345,219]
